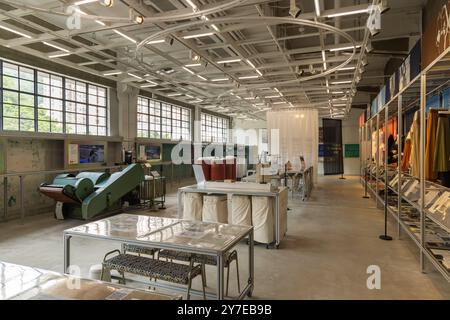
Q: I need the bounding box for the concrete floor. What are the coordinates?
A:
[0,176,449,299]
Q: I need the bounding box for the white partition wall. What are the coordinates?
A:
[267,109,319,183]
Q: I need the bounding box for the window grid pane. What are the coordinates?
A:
[2,62,36,132]
[137,96,191,141]
[201,112,229,143]
[1,60,108,136]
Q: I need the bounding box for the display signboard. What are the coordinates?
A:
[442,87,450,109]
[319,144,324,158]
[423,1,450,68]
[399,55,411,91]
[389,72,398,99]
[378,86,387,110]
[345,144,360,158]
[371,96,378,118]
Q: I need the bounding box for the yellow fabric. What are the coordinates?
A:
[425,110,439,180]
[410,111,420,178]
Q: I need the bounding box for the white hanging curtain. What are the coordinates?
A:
[266,109,319,183]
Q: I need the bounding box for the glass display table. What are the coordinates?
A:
[63,214,254,300]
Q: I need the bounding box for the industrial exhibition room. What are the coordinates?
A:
[0,0,449,305]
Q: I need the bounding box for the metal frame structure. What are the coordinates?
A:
[177,184,286,248]
[0,261,181,300]
[63,214,255,300]
[0,0,424,121]
[359,46,450,282]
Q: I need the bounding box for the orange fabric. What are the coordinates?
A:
[387,118,397,140]
[401,140,412,172]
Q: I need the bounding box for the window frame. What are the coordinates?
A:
[137,95,192,141]
[201,112,230,143]
[0,59,109,137]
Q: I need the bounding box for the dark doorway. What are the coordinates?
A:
[323,119,344,175]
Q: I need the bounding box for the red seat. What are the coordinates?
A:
[211,162,226,181]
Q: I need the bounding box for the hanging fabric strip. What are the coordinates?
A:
[425,109,439,180]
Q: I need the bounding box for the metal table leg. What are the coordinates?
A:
[3,177,7,221]
[19,175,25,222]
[177,190,183,218]
[216,253,224,300]
[248,230,254,297]
[63,234,72,274]
[275,195,280,248]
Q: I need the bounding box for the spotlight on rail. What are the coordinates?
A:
[100,0,114,8]
[289,0,302,18]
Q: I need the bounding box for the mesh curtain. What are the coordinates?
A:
[267,109,319,183]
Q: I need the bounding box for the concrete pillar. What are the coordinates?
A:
[194,106,202,143]
[115,83,139,151]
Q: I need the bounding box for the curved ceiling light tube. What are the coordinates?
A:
[136,16,357,91]
[4,0,248,24]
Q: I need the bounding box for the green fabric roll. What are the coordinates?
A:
[433,116,450,172]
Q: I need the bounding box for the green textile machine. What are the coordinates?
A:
[39,164,144,220]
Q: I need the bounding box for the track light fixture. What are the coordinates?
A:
[359,65,365,74]
[189,50,201,62]
[367,1,389,37]
[289,0,302,18]
[165,36,174,46]
[100,0,114,7]
[361,55,368,66]
[366,41,374,53]
[130,10,144,24]
[378,0,390,14]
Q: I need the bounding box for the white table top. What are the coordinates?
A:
[0,262,179,300]
[179,184,286,196]
[64,214,252,254]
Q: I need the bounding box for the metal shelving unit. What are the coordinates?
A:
[359,46,450,283]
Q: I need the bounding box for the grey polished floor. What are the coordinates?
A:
[0,176,449,299]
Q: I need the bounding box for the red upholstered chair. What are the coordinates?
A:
[201,161,211,181]
[211,161,226,181]
[225,157,237,180]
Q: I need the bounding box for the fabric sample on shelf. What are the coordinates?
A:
[433,115,450,173]
[410,111,420,178]
[425,109,439,180]
[401,134,412,172]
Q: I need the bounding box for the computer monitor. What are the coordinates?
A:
[79,144,105,164]
[145,145,161,160]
